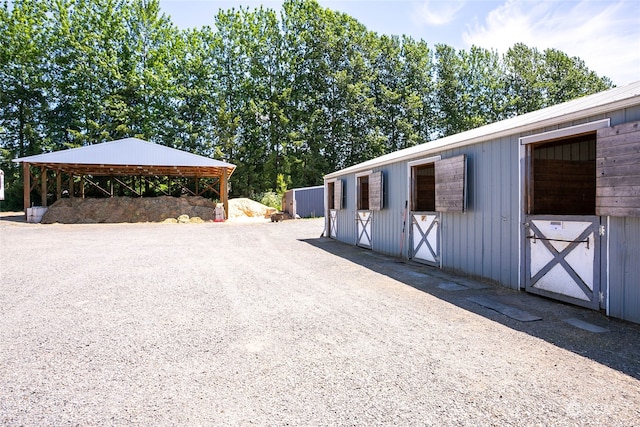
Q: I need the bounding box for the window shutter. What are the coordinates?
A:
[334,179,343,210]
[435,155,466,212]
[369,171,383,211]
[596,121,640,217]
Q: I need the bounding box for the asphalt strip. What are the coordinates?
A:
[438,282,468,291]
[563,317,610,333]
[467,296,543,322]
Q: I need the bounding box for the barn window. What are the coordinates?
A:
[358,175,369,210]
[434,155,467,213]
[356,171,383,211]
[409,155,466,213]
[327,179,344,210]
[529,134,596,215]
[369,171,383,211]
[327,182,335,210]
[412,163,435,211]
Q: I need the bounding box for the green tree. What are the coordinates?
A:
[0,0,50,209]
[48,0,128,148]
[401,37,436,143]
[503,43,613,116]
[0,0,617,210]
[0,0,50,158]
[457,46,508,128]
[503,43,549,116]
[281,0,334,186]
[434,44,466,137]
[117,0,178,142]
[541,48,613,105]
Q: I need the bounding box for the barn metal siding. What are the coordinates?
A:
[608,217,640,323]
[604,104,640,323]
[370,163,408,256]
[336,174,357,245]
[289,186,324,218]
[328,111,636,291]
[437,137,521,289]
[324,84,640,324]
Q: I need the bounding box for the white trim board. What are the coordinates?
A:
[519,119,610,145]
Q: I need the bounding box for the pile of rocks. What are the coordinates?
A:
[41,196,217,224]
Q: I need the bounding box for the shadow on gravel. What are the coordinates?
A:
[301,237,640,381]
[0,213,26,223]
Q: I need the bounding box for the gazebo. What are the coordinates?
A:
[12,137,236,218]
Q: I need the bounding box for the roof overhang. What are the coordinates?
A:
[325,80,640,179]
[13,137,236,178]
[19,162,233,178]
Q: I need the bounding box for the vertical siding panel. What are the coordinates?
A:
[369,163,406,257]
[478,143,490,279]
[472,144,483,279]
[494,139,504,283]
[465,147,475,274]
[510,136,520,288]
[608,217,640,323]
[337,173,356,245]
[293,186,324,218]
[472,144,483,276]
[499,137,511,286]
[485,142,500,281]
[437,138,520,287]
[625,105,640,122]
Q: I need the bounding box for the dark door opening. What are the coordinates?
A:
[358,175,369,210]
[412,163,435,211]
[529,133,596,215]
[327,182,335,210]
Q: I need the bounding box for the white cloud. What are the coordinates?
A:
[415,0,466,26]
[462,0,640,85]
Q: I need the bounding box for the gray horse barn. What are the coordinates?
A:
[324,81,640,324]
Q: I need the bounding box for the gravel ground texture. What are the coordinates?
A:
[1,215,639,426]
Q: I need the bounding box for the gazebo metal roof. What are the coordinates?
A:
[13,137,236,178]
[13,137,236,216]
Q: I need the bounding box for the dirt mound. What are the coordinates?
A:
[227,198,277,220]
[41,196,217,224]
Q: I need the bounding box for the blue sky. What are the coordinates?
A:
[159,0,640,86]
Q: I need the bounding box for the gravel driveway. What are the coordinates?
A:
[1,216,639,425]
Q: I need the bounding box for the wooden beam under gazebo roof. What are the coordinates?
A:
[12,137,236,218]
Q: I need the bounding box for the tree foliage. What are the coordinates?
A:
[0,0,614,210]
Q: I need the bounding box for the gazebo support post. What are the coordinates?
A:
[40,166,47,207]
[221,169,228,219]
[80,176,85,198]
[56,170,62,201]
[69,174,74,200]
[23,162,30,217]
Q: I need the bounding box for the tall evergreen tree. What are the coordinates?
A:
[0,0,616,209]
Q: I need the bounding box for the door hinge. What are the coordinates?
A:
[599,225,605,236]
[599,291,605,304]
